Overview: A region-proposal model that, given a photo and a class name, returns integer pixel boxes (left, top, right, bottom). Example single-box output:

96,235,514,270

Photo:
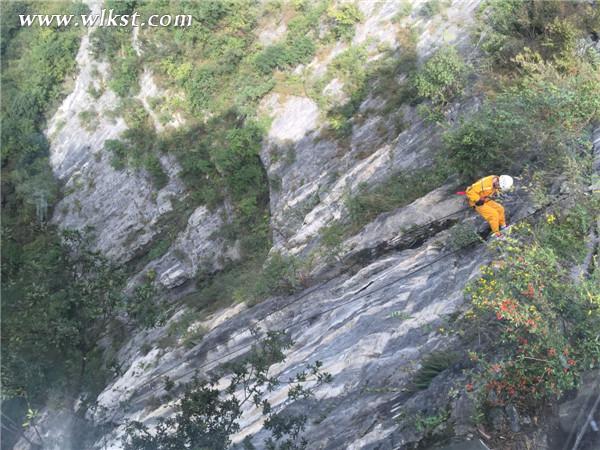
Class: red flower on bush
548,348,557,357
466,383,474,392
567,359,576,366
522,283,535,298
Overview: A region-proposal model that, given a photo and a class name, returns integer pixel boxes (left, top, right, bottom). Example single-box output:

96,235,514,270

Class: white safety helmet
499,175,514,190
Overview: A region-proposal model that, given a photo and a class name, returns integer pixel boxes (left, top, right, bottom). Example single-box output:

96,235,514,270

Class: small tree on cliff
122,330,332,450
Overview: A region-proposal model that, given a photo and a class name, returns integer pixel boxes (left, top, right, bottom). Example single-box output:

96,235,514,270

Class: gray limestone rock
559,370,600,434
489,407,506,431
132,205,241,289
505,404,521,433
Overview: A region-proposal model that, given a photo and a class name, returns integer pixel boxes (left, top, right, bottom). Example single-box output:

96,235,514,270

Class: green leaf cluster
414,46,468,107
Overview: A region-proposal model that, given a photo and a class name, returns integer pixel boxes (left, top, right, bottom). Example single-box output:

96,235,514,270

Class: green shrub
251,252,302,300
287,0,328,38
419,0,444,18
414,46,468,106
464,199,600,412
443,58,600,178
104,139,129,170
105,0,137,16
327,3,363,41
143,154,168,189
394,1,413,20
109,51,140,97
254,36,315,75
413,409,450,434
321,45,369,134
411,351,459,391
123,331,331,450
320,221,347,260
89,27,127,59
125,281,168,329
120,98,150,129
475,0,594,70
443,106,527,179
87,83,104,99
328,45,369,97
186,65,222,113
531,203,598,265
146,239,172,262
346,166,449,232
78,109,99,132
446,223,482,250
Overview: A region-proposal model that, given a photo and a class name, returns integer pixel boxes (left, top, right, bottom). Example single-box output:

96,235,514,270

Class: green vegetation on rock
1,1,88,409
464,197,600,411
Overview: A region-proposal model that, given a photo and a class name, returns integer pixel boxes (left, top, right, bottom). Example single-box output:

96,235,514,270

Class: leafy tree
0,1,100,410
125,276,168,329
108,48,140,97
1,230,126,402
327,3,363,41
253,36,315,75
123,330,332,450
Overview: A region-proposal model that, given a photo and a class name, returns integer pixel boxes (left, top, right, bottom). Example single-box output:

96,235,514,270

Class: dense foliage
414,46,467,107
1,0,88,408
444,0,600,180
475,0,600,71
2,231,126,401
1,4,158,446
450,0,600,433
443,58,600,178
465,197,600,409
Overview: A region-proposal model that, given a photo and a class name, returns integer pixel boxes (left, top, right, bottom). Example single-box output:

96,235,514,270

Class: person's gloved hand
475,199,485,206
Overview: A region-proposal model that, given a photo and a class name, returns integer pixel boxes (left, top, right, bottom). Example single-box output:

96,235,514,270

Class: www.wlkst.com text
19,9,193,27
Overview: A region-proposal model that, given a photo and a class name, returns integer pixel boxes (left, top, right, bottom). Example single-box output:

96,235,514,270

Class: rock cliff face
47,0,232,280
17,1,550,449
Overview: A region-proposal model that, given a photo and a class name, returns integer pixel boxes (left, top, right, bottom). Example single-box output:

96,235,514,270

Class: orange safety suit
466,175,506,234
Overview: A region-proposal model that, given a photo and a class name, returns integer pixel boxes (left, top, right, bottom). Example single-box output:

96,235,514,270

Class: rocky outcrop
132,205,241,289
47,0,233,285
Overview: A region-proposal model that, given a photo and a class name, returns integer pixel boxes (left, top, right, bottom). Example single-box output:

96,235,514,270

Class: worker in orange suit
465,175,513,238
